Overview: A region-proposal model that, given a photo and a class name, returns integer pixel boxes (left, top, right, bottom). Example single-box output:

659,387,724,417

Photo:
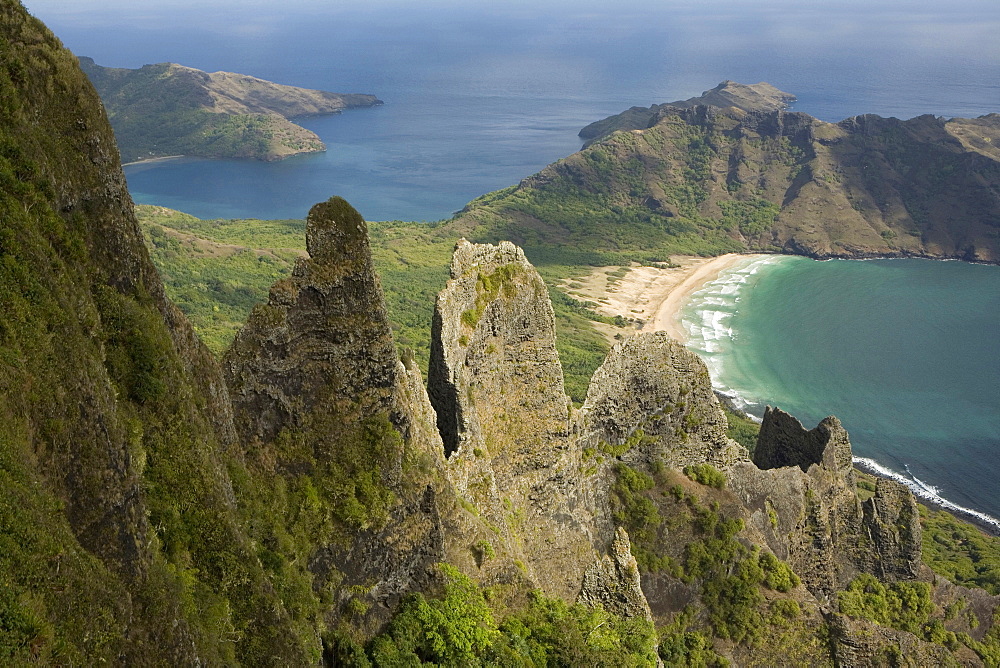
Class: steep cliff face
427,239,603,601
6,4,999,663
579,332,747,471
714,406,921,601
224,197,452,632
0,2,308,662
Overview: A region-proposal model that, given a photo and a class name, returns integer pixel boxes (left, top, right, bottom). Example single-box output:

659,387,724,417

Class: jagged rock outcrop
225,197,409,445
754,406,855,477
578,527,654,622
428,239,601,601
729,407,922,595
579,332,747,470
224,197,451,628
826,613,954,667
862,478,922,581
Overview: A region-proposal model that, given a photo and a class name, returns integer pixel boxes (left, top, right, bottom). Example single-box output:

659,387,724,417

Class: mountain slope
451,103,1000,264
579,80,796,146
79,56,382,162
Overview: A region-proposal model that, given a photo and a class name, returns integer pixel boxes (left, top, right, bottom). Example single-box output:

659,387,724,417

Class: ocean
25,0,1000,221
683,256,1000,526
23,0,1000,521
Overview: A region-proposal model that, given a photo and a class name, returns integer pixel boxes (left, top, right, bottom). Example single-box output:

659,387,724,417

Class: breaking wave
853,457,1000,532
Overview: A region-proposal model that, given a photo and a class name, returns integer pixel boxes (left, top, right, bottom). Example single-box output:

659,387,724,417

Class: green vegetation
452,123,775,265
837,574,934,635
135,206,616,403
78,58,378,162
683,463,726,489
921,505,1000,595
722,403,760,454
331,564,658,666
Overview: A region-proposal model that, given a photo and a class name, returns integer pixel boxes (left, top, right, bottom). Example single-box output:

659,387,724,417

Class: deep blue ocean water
23,0,1000,521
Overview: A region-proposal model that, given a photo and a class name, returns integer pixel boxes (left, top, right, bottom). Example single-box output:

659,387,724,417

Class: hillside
579,80,797,146
452,99,1000,266
6,2,1000,665
78,56,382,162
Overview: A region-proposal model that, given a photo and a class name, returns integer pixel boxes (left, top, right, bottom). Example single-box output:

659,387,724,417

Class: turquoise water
682,257,1000,525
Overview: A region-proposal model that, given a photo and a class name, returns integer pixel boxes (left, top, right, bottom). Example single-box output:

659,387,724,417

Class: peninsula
78,56,382,162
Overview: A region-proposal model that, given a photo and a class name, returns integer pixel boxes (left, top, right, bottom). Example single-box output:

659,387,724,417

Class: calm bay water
23,1,1000,520
683,257,1000,524
25,0,1000,221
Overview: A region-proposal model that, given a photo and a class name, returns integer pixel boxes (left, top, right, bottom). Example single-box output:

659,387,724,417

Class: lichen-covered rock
861,478,922,581
428,239,599,601
730,407,922,595
224,196,450,630
578,527,654,622
579,332,747,470
225,197,407,446
826,612,955,667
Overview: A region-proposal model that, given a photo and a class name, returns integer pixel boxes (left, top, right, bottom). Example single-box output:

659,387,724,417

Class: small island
78,56,382,163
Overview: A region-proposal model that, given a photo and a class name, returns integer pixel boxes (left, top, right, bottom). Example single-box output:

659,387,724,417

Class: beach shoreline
641,253,765,341
556,253,768,344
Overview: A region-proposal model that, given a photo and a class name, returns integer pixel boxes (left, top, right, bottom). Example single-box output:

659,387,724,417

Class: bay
683,257,1000,524
21,0,1000,522
24,0,1000,221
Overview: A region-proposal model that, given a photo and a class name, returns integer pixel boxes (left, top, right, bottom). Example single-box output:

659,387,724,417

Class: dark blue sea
25,0,1000,523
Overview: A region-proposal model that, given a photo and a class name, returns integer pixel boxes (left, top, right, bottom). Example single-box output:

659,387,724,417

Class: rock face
224,197,449,628
578,527,654,623
754,406,855,476
734,407,921,594
428,239,600,600
580,332,747,470
225,197,408,446
862,478,922,581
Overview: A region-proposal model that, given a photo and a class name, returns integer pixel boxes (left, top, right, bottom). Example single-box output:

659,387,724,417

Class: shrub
684,463,726,489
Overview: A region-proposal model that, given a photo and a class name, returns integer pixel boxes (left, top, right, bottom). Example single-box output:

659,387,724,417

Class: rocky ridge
455,91,1000,264
579,80,797,146
4,3,1000,663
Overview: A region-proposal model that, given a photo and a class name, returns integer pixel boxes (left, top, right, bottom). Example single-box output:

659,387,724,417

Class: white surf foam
854,456,1000,531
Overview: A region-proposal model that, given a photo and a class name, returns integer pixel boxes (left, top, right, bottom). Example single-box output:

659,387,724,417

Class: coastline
642,253,766,342
122,154,185,167
557,253,766,344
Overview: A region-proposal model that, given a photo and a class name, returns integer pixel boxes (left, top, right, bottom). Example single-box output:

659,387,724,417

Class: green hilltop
448,102,1000,267
79,57,382,163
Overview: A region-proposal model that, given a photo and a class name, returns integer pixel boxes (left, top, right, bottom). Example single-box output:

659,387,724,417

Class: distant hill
579,80,796,146
78,57,382,162
451,95,1000,265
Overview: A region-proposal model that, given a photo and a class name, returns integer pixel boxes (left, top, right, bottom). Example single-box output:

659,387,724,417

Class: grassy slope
135,205,620,403
447,108,1000,265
